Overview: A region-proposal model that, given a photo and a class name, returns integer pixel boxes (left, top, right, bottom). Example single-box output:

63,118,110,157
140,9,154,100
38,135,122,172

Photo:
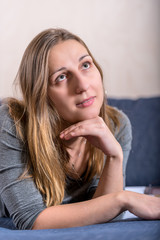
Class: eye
82,62,91,70
55,73,67,83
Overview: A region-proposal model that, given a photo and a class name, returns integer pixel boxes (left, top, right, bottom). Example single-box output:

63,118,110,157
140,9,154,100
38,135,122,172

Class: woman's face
48,40,104,123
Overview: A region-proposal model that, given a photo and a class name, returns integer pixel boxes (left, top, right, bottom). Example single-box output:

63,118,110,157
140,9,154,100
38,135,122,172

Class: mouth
76,96,95,108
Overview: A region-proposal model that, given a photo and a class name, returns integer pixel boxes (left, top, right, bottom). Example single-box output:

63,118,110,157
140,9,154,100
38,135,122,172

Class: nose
74,72,89,94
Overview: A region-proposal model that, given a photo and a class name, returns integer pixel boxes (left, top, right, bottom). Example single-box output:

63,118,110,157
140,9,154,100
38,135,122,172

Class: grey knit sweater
0,104,132,230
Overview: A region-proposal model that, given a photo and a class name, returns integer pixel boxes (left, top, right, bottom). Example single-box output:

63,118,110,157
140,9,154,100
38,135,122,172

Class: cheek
93,69,103,85
95,74,104,93
96,76,104,103
48,88,63,108
48,88,71,118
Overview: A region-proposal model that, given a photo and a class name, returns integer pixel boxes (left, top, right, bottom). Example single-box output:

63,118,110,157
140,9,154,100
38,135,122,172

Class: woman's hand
122,191,160,220
60,117,122,159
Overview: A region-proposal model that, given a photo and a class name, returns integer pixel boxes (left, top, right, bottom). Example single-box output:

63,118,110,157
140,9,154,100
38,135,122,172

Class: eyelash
54,61,92,84
55,73,67,83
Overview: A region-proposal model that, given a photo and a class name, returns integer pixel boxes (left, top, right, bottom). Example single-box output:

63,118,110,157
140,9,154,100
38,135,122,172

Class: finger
60,117,106,140
60,123,80,135
60,119,91,138
60,124,81,139
60,117,102,135
61,122,104,140
60,125,87,140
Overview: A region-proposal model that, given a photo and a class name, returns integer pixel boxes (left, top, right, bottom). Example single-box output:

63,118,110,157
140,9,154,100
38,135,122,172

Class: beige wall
0,0,160,99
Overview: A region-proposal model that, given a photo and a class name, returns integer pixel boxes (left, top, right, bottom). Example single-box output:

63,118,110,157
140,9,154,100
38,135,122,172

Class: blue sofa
0,97,160,240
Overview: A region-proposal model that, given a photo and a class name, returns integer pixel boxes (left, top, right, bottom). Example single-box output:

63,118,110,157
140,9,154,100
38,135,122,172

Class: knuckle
79,125,84,130
98,117,105,127
78,125,85,133
98,116,103,123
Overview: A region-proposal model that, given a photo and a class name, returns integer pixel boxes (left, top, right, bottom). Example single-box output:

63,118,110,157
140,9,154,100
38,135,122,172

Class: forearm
93,153,123,198
32,192,124,230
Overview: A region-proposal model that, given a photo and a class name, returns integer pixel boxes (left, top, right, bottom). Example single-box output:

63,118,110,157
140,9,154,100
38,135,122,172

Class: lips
76,96,95,108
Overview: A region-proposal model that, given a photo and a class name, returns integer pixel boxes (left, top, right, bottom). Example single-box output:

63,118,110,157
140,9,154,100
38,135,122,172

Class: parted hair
7,28,119,207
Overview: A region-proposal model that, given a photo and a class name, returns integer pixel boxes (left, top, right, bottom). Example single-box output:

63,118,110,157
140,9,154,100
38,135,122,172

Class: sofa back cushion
108,97,160,186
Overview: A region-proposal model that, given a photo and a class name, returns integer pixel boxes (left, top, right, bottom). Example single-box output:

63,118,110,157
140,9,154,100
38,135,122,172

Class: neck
63,136,85,150
64,137,88,179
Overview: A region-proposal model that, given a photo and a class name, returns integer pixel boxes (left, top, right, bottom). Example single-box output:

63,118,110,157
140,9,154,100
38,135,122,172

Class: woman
0,28,159,230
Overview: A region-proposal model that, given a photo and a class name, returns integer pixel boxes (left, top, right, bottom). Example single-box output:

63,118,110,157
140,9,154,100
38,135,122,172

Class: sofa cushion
0,217,160,240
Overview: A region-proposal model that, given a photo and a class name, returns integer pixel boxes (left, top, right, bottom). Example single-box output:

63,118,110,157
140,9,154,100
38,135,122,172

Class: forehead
48,40,89,69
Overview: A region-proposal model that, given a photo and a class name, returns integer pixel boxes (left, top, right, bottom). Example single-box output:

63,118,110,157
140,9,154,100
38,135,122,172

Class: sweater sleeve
0,105,46,230
114,108,132,188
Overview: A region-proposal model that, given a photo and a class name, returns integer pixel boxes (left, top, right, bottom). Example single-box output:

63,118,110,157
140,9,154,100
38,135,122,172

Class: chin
78,111,100,122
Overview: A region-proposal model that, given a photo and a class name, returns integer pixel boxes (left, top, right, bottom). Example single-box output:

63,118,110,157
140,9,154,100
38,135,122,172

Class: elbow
31,208,53,230
32,213,44,230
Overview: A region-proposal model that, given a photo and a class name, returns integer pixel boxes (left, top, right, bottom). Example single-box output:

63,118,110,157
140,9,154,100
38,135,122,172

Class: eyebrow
79,54,90,62
49,54,90,78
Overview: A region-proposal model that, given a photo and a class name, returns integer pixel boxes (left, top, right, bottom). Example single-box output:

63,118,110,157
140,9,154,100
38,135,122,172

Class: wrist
107,152,123,162
115,144,123,160
106,144,123,161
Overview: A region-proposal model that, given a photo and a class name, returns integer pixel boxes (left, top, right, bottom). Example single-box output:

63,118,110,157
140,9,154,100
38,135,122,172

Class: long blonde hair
7,28,119,207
